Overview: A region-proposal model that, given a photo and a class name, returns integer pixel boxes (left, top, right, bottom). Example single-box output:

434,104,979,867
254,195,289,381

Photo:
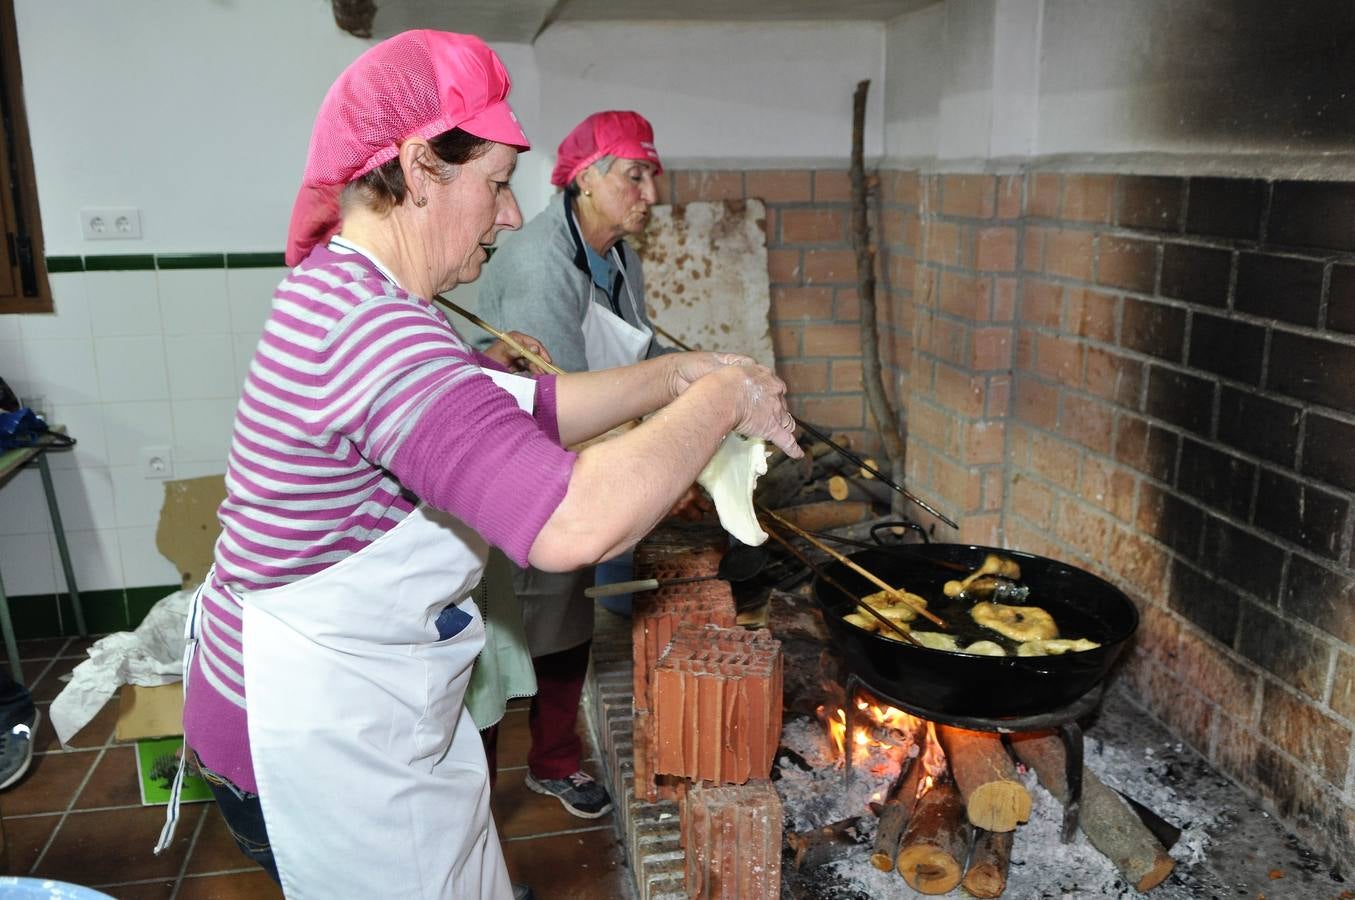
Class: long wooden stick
761,520,923,647
759,505,947,629
434,295,565,375
651,323,694,352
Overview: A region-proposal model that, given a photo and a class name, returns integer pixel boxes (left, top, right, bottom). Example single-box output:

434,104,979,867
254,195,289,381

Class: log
1009,732,1175,892
803,475,898,508
786,815,869,871
896,780,969,894
962,829,1013,898
937,725,1032,833
755,448,813,510
768,500,873,533
828,474,850,501
871,754,927,871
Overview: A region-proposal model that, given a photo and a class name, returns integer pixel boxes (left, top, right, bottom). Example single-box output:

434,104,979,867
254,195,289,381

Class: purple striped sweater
183,244,576,793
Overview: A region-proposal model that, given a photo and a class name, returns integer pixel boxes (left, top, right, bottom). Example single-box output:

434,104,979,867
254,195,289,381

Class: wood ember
1010,731,1176,892
870,753,926,871
652,624,783,785
962,828,1013,898
937,725,1032,833
895,778,970,894
787,815,870,871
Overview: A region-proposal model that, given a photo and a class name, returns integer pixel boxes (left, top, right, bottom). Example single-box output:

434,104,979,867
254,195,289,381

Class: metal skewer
760,520,924,647
435,295,565,375
795,420,958,530
758,505,947,629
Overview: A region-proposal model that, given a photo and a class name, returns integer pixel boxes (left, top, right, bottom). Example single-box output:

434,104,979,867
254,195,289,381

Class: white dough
697,433,770,547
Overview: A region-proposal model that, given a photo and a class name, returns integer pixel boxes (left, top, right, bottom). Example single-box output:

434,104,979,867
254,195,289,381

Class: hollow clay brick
682,779,783,899
652,624,783,785
632,580,737,714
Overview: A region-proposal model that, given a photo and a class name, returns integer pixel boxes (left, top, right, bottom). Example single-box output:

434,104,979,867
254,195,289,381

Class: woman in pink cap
170,34,800,900
475,110,672,823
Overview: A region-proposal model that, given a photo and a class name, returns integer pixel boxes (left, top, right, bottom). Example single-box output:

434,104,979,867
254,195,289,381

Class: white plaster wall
534,21,887,167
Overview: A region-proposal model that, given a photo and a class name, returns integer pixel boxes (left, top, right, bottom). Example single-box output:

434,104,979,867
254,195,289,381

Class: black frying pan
813,544,1138,718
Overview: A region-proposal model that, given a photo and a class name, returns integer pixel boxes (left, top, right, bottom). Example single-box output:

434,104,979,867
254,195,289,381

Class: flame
919,720,947,779
820,698,929,765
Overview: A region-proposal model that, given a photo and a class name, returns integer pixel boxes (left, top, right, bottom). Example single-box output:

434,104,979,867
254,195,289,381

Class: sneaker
524,769,613,819
511,884,535,900
0,708,39,791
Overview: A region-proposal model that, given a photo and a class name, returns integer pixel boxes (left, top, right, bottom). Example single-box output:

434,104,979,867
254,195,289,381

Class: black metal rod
797,420,958,530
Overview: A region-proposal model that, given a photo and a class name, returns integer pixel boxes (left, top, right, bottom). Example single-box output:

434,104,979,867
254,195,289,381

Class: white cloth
580,249,652,371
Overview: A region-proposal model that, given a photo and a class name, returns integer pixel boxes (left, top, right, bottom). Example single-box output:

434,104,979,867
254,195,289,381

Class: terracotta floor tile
29,657,79,704
32,701,59,753
177,869,283,899
3,812,60,875
491,767,614,839
184,803,258,875
59,636,100,658
3,748,96,814
65,695,121,750
502,826,629,900
495,706,531,764
97,880,175,899
73,746,141,809
33,804,206,885
16,638,72,661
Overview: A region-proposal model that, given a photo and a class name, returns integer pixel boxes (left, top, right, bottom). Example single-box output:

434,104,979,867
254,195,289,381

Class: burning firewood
962,828,1014,898
1009,732,1175,892
937,725,1032,833
895,778,971,894
786,815,869,871
870,753,926,871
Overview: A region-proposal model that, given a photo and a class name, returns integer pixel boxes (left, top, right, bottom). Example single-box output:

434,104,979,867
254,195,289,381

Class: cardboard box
116,682,184,742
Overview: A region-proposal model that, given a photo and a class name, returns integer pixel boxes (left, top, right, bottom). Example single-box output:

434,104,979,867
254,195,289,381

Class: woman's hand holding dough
712,363,803,458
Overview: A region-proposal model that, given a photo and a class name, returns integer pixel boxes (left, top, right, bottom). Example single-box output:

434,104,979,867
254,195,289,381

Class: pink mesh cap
549,110,663,188
285,30,531,266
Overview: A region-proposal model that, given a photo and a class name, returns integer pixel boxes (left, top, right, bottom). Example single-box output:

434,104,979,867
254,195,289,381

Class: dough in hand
697,433,769,547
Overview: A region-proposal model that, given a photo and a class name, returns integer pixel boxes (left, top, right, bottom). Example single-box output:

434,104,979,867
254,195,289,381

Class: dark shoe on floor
524,769,613,819
0,708,39,790
511,883,535,900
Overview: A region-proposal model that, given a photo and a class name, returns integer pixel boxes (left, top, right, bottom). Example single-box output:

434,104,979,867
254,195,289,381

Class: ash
775,687,1348,899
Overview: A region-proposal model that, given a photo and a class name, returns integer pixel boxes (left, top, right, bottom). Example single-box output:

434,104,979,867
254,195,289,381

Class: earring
414,196,428,208
583,190,592,198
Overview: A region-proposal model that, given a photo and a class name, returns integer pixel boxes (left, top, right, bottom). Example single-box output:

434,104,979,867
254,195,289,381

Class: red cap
285,31,531,266
550,110,663,188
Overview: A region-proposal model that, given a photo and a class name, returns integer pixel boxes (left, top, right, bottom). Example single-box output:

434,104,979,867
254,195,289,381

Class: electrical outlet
142,445,174,480
81,207,142,241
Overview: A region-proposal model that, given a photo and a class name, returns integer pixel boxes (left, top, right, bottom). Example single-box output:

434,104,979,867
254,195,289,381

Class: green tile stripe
44,252,286,272
45,255,83,273
84,254,155,271
225,252,287,268
8,584,180,639
156,252,225,270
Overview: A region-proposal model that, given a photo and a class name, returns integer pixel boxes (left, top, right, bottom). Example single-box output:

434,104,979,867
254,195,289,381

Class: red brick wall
901,171,1355,873
657,168,918,454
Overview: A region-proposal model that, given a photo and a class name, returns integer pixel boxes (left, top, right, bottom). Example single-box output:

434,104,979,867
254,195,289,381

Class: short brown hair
342,128,493,213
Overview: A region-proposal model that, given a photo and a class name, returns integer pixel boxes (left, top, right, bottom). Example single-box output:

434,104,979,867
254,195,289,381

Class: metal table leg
38,453,86,637
0,569,22,683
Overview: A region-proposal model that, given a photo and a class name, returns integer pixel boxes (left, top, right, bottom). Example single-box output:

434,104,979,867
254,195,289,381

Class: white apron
242,503,510,900
523,251,650,656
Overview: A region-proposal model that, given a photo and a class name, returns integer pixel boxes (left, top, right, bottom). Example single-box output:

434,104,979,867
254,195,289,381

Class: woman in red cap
170,35,800,900
474,109,670,822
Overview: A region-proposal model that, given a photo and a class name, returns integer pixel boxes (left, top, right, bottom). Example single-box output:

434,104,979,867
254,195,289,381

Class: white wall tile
49,464,117,533
172,461,226,480
0,532,57,595
20,272,91,341
0,315,20,341
0,340,29,388
87,270,162,337
232,333,259,389
118,525,179,588
102,400,174,468
56,527,124,593
110,465,167,528
171,397,236,464
45,402,108,471
227,267,285,335
159,268,231,336
22,337,100,406
0,469,48,536
95,335,169,403
164,333,239,400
